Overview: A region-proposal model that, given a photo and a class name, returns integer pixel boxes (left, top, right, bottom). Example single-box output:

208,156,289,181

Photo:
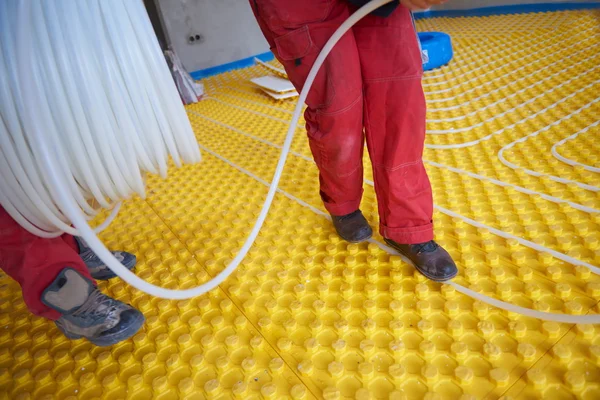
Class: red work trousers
250,0,433,244
0,206,93,320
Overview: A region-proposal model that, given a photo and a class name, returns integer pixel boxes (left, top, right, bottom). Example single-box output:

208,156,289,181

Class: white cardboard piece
250,76,296,94
254,57,288,78
260,88,299,100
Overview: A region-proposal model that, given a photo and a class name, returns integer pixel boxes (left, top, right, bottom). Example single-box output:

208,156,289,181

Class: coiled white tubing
4,0,600,323
3,2,199,272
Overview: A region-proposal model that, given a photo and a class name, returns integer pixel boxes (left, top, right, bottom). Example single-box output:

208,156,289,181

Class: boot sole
384,239,457,282
412,265,457,282
57,313,145,347
90,313,146,347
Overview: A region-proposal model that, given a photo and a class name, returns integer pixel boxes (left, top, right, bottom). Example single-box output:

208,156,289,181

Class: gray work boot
74,237,136,281
42,268,145,347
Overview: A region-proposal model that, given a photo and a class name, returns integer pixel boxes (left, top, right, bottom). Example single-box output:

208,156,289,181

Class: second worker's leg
0,207,145,345
353,6,457,280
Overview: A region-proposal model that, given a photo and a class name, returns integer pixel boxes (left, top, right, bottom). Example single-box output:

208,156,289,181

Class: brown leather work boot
331,210,373,243
384,239,458,281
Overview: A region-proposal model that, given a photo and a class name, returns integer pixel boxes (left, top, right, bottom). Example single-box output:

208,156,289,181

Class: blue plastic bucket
418,32,453,71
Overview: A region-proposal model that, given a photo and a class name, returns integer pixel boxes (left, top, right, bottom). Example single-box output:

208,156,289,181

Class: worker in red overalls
0,206,144,346
249,0,457,281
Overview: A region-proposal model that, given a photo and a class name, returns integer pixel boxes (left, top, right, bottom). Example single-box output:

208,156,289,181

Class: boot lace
70,290,118,322
413,240,439,254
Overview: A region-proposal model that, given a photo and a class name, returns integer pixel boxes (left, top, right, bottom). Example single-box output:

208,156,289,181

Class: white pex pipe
6,0,600,323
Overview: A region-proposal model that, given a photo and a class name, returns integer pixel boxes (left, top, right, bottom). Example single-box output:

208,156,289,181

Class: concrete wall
155,0,269,73
154,0,596,74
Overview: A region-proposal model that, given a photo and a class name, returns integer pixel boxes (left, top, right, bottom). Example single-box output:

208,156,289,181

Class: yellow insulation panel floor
1,9,600,400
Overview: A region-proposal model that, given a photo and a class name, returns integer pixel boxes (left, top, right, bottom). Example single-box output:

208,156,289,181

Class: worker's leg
0,206,94,320
354,6,432,243
249,1,368,222
61,232,79,252
353,6,457,280
0,206,144,345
